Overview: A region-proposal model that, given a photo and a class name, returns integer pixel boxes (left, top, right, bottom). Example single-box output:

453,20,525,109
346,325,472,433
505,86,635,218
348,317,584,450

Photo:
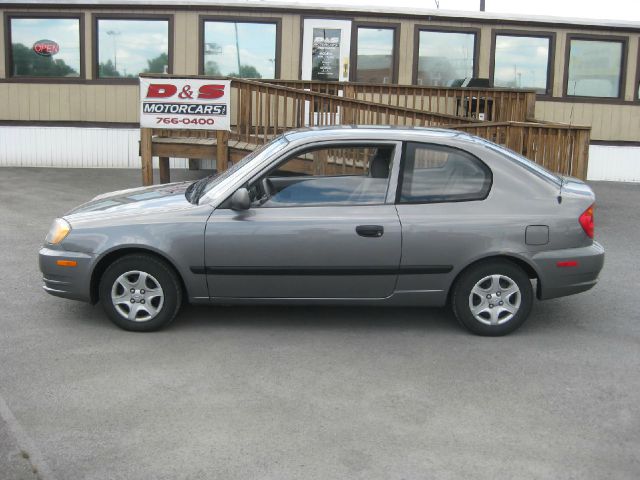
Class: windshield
186,136,289,204
475,138,562,186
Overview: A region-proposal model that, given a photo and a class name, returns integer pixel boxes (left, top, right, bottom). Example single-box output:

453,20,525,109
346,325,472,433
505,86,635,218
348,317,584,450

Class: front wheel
452,260,533,336
99,254,182,332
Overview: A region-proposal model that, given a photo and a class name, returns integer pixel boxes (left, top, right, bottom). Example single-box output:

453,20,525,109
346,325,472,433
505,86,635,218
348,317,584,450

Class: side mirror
230,187,250,211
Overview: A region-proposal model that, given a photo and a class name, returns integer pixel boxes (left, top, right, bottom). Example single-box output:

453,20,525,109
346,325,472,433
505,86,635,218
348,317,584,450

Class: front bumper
532,241,605,300
39,247,94,302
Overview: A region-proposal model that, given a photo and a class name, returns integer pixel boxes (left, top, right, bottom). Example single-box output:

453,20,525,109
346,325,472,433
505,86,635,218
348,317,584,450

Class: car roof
282,125,473,144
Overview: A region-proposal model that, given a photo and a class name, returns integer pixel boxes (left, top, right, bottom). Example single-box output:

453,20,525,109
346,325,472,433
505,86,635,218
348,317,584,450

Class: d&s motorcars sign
139,77,231,131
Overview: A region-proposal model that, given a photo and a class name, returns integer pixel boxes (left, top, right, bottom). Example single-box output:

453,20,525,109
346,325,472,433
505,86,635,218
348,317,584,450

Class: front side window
203,20,277,78
250,145,394,207
97,18,170,78
493,34,551,93
399,143,491,203
355,27,396,84
566,38,624,98
416,30,476,86
8,17,81,78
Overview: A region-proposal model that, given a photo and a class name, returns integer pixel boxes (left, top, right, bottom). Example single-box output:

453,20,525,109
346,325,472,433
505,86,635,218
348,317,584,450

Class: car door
204,142,402,299
394,141,493,297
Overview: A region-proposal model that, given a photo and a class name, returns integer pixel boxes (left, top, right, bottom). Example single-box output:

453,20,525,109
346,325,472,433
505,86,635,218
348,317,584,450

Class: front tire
99,254,182,332
452,260,533,336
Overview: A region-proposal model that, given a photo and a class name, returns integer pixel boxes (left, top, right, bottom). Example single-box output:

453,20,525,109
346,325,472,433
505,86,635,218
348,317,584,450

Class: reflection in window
355,27,395,83
567,39,623,98
97,19,169,78
493,35,550,93
255,146,393,207
399,143,491,203
416,30,475,86
9,17,81,77
203,21,277,78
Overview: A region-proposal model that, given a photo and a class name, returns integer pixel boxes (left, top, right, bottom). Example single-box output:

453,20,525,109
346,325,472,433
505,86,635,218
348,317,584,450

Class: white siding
0,126,216,169
587,145,640,182
1,126,639,182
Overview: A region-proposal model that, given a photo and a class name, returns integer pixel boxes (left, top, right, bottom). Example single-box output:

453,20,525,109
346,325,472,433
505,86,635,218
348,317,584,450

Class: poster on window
312,28,341,81
301,19,351,82
139,76,231,130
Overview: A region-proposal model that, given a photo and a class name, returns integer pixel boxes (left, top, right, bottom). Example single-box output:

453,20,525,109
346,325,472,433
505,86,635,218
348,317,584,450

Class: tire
98,254,183,332
452,260,533,336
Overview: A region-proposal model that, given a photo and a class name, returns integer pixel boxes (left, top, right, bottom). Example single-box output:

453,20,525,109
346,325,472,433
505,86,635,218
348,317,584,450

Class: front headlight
45,218,71,244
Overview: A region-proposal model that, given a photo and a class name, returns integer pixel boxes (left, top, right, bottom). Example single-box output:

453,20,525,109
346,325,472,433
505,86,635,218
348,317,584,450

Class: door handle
356,225,384,238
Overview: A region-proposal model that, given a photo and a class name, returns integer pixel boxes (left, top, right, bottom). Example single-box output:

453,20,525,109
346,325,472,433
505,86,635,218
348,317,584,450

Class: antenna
434,0,440,8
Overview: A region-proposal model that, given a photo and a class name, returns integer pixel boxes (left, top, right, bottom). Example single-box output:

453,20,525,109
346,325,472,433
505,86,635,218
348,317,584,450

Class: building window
8,17,82,78
415,29,476,86
493,34,551,93
566,38,624,98
354,26,397,84
96,18,170,78
202,20,278,78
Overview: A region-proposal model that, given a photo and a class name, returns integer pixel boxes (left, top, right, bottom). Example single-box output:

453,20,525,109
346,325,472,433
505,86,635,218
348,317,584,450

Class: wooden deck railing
263,79,537,123
139,76,590,184
447,121,591,179
230,78,479,146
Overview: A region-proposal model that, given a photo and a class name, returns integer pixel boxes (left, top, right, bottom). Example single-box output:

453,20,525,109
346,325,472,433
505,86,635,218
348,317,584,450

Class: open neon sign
32,39,59,57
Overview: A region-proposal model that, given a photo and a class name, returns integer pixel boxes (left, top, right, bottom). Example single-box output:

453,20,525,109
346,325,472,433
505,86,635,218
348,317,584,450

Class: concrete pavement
0,167,639,479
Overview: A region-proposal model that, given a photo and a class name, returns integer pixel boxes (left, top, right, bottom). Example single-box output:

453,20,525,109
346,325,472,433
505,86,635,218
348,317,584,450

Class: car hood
64,181,194,221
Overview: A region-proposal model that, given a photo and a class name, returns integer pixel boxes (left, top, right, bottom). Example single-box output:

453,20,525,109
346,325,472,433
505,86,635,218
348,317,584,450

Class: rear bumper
532,242,605,300
39,247,94,302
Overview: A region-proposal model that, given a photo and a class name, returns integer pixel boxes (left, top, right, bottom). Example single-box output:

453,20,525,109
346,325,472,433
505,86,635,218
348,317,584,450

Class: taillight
579,204,594,239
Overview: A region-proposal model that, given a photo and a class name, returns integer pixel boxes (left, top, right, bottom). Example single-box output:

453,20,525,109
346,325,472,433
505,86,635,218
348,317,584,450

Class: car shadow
172,303,463,334
67,299,571,337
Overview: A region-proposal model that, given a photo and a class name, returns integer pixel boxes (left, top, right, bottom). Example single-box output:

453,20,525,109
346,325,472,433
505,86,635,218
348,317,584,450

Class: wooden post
216,130,229,173
574,128,591,180
140,127,153,186
524,92,536,121
159,156,170,184
344,84,356,100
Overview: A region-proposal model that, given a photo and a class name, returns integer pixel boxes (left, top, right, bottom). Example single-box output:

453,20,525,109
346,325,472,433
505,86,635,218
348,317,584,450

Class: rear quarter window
475,138,562,187
398,142,492,204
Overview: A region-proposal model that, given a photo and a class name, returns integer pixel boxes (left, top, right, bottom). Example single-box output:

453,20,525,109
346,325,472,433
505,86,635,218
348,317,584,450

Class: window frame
198,15,282,79
228,140,402,209
636,38,640,102
350,21,400,84
412,25,480,86
489,29,555,97
3,11,86,83
396,141,493,205
92,13,173,84
563,33,628,101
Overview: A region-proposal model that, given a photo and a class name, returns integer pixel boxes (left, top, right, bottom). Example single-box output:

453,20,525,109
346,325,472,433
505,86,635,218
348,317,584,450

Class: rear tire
452,260,533,336
98,254,182,332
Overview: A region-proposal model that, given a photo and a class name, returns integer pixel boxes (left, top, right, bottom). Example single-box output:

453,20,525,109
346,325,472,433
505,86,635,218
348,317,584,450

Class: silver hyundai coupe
39,127,604,335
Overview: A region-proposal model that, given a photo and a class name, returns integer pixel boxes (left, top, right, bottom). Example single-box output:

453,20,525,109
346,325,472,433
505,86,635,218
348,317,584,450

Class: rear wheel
452,260,533,336
99,254,182,332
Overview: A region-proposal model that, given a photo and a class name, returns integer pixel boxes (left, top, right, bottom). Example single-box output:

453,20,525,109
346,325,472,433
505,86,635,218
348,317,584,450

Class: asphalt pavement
0,167,638,479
